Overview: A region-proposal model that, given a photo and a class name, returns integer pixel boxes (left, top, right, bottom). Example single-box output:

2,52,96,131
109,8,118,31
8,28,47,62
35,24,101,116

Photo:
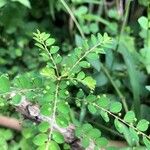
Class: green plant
0,29,150,149
0,0,150,150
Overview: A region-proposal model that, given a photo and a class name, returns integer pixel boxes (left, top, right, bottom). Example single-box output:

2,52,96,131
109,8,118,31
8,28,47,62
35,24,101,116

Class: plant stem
114,0,132,55
46,82,59,150
60,0,85,39
93,103,150,141
120,0,132,39
67,43,100,75
101,64,128,113
147,2,150,48
79,99,86,124
43,44,59,77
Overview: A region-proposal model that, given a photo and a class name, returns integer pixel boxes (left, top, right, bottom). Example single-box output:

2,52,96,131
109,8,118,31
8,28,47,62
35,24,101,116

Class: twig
60,0,85,39
101,63,128,112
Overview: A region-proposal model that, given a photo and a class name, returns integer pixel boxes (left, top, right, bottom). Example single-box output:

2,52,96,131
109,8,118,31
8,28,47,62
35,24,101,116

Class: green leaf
40,104,52,116
95,137,108,147
81,138,90,148
56,115,69,128
54,54,62,64
74,47,82,57
0,98,5,107
22,128,33,139
40,67,56,79
119,39,140,117
33,133,47,146
88,104,97,114
42,93,54,103
12,0,31,8
57,102,70,114
99,110,109,122
82,124,93,133
74,6,88,16
11,95,21,105
82,76,96,90
138,16,148,30
86,53,99,60
14,75,32,89
114,119,133,146
124,111,136,123
114,119,124,134
46,38,55,46
52,131,64,144
0,137,7,150
86,94,96,102
50,46,59,54
109,102,122,113
143,137,150,150
77,72,85,80
46,141,61,150
136,119,149,132
79,61,90,68
75,127,83,137
38,122,49,133
0,75,10,93
87,128,101,139
35,43,45,50
3,129,13,141
97,95,110,108
129,127,139,144
89,23,99,34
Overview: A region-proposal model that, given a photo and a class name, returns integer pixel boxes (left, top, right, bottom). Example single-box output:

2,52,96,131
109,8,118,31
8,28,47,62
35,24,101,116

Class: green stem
147,2,150,48
79,99,87,124
43,44,59,77
46,82,59,150
114,0,132,54
101,64,128,113
120,0,132,39
60,0,85,39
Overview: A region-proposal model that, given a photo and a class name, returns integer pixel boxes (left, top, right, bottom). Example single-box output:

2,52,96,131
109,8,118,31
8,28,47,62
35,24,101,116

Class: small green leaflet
0,75,10,93
38,122,49,133
143,137,150,150
88,104,97,114
45,38,55,46
10,95,22,105
81,138,90,148
124,111,136,123
40,67,56,80
82,76,96,90
109,102,122,113
52,131,64,144
138,16,148,30
97,95,110,108
50,46,59,54
136,119,149,132
33,133,47,146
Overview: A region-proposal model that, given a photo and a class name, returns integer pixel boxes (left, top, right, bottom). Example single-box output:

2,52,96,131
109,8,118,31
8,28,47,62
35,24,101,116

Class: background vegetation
0,0,150,149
